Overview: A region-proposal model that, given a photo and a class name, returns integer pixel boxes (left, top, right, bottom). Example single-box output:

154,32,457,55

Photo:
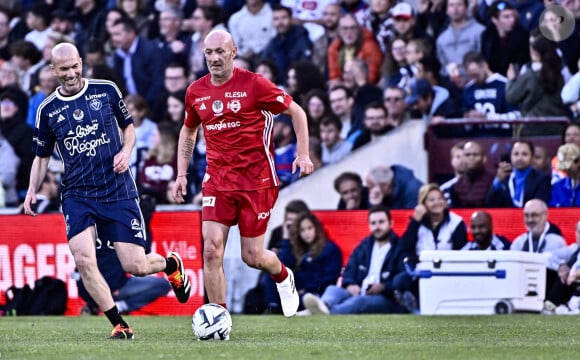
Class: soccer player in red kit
173,30,314,318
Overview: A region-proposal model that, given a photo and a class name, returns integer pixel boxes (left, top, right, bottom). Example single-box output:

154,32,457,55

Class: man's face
51,18,73,34
511,142,533,170
0,12,9,40
110,23,134,51
337,179,362,209
320,123,341,147
565,125,580,147
492,9,517,34
368,211,392,240
523,204,548,235
337,16,360,46
393,16,414,36
164,66,188,92
470,215,492,246
463,142,485,172
447,0,467,22
321,4,341,30
159,10,180,36
273,9,291,34
363,107,388,134
204,33,237,81
413,95,431,114
383,88,406,116
532,147,551,172
450,147,467,175
465,62,487,84
329,88,352,117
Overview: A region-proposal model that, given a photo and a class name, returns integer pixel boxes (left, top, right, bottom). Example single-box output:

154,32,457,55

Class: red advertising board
0,208,578,315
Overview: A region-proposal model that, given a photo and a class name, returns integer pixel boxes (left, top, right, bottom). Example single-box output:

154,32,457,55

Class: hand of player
365,283,385,295
113,151,130,174
172,176,188,203
23,190,38,216
292,154,314,177
346,284,361,296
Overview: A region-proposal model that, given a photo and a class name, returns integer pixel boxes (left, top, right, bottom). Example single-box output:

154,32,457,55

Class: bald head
523,199,548,235
51,42,80,65
470,211,493,247
471,211,492,224
524,199,548,214
204,29,235,49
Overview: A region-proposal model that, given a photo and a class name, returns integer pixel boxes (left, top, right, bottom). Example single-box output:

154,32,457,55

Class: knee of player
241,250,264,268
73,252,97,272
203,244,224,263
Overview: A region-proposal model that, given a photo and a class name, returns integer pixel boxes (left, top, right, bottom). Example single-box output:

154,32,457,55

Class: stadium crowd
1,0,580,314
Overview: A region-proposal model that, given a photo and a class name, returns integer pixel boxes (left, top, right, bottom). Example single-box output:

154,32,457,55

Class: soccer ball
192,303,232,341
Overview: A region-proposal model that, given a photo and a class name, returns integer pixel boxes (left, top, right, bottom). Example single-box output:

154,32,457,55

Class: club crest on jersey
227,99,241,113
73,109,84,121
89,98,102,111
212,100,223,114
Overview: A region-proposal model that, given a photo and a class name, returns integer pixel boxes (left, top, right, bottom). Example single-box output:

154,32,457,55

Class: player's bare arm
173,124,200,203
283,101,314,177
113,124,136,174
24,156,50,216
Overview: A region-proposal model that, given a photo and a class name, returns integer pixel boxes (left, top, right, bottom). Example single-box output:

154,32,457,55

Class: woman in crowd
303,88,331,139
263,212,343,314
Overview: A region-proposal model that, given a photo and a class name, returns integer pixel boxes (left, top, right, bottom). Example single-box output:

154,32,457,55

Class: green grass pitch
1,315,579,360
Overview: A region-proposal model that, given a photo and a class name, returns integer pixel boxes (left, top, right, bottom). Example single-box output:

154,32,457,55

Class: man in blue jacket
302,206,404,314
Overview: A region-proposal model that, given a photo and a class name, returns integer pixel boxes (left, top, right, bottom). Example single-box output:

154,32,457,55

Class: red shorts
201,187,279,237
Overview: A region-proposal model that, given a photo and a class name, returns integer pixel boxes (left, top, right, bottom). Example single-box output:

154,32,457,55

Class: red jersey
184,68,293,191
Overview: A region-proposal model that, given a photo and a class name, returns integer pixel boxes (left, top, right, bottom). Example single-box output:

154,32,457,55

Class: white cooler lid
419,250,547,264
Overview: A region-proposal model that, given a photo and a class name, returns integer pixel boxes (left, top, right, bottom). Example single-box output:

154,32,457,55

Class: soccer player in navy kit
23,43,190,339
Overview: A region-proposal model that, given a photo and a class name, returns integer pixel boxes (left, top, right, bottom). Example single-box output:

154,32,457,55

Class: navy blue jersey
462,73,520,120
33,79,138,201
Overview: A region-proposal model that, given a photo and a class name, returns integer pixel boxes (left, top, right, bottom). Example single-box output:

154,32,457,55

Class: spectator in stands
273,114,298,188
413,55,463,112
450,141,495,208
73,0,107,56
405,78,461,126
553,124,580,176
262,5,313,84
303,88,331,138
382,36,413,89
511,0,544,32
320,114,352,165
342,58,383,112
228,0,275,63
480,0,530,77
544,220,580,314
19,170,60,214
312,3,342,79
440,141,466,205
561,57,580,121
506,36,569,136
0,7,11,61
268,199,311,252
533,145,561,185
405,38,433,70
309,136,324,171
189,5,227,79
394,183,467,313
462,211,511,250
111,17,168,112
339,0,369,24
365,164,423,209
138,123,178,205
462,51,520,135
281,0,335,42
550,144,580,207
77,238,171,315
286,62,327,108
26,65,58,128
9,40,43,95
164,89,186,130
416,0,448,40
118,0,151,38
0,87,33,202
155,7,191,68
352,102,394,150
0,129,19,207
302,205,404,314
327,13,382,87
264,212,343,314
511,199,566,294
391,3,429,43
32,32,74,97
50,10,75,40
24,3,53,52
151,62,190,122
487,140,551,207
125,94,159,179
383,86,410,126
362,0,395,54
435,0,485,82
255,59,282,87
334,171,370,210
329,85,361,142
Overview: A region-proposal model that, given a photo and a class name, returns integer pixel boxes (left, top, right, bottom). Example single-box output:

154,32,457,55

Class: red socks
219,303,227,309
270,263,288,283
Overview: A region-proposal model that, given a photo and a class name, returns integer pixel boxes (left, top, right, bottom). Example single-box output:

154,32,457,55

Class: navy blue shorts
61,197,147,247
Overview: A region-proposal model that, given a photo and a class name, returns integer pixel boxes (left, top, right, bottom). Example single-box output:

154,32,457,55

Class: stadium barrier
0,208,578,315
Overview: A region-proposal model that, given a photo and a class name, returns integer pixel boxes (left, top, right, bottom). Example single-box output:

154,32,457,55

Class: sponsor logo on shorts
131,218,141,231
202,196,216,207
257,208,273,220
